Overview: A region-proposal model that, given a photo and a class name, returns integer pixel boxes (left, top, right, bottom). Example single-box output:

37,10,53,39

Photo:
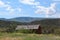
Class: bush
15,29,36,33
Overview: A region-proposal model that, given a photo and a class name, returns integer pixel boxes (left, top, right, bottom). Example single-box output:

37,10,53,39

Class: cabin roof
16,25,40,30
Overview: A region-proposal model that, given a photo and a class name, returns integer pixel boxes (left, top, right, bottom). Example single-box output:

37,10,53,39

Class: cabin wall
36,26,42,34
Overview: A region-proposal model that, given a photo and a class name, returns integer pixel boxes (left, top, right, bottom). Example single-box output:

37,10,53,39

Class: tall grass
0,32,60,40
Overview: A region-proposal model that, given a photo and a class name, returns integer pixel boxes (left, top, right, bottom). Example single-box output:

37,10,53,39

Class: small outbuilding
16,24,42,34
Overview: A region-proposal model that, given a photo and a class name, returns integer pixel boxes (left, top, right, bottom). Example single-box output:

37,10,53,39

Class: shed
16,24,42,34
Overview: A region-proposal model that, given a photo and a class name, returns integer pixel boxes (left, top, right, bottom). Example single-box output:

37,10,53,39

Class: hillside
0,18,60,34
30,18,60,26
30,18,60,28
0,20,25,32
30,18,60,34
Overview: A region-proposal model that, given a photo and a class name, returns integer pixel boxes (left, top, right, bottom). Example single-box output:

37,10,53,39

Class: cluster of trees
0,20,23,32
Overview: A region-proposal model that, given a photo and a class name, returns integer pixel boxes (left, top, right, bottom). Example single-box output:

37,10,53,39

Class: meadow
0,32,60,40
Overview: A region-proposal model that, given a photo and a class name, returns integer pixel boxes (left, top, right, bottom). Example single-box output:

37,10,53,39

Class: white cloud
6,6,15,13
50,13,60,18
0,1,5,7
19,0,40,6
0,0,22,14
35,3,56,18
19,0,57,18
0,1,11,9
6,6,12,11
0,1,10,8
6,7,22,14
0,1,15,13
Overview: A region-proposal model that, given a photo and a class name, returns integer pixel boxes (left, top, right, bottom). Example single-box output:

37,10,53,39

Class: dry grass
0,33,60,40
0,37,23,40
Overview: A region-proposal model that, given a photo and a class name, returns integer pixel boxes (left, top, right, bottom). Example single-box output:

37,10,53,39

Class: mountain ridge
0,17,60,23
0,17,45,22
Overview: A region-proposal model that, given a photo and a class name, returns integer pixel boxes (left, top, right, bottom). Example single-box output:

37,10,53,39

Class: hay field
0,33,60,40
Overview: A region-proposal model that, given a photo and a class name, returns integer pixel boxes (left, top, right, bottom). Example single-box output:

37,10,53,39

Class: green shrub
15,29,36,33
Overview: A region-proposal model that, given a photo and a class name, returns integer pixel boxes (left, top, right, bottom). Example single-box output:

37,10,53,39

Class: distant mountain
0,18,7,21
0,17,60,23
8,17,44,22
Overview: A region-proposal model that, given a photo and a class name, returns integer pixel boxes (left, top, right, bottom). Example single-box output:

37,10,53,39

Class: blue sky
0,0,60,19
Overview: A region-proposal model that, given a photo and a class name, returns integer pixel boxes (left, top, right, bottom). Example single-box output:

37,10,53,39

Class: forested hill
0,20,26,32
30,18,60,27
30,18,60,34
0,18,60,33
0,18,60,28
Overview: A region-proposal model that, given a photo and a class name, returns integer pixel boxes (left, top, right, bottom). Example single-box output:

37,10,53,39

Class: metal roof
16,25,40,30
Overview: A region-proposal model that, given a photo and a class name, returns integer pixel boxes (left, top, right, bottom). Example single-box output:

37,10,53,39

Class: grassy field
0,32,60,40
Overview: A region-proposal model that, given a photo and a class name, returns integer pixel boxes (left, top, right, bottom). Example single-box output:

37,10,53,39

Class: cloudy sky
0,0,60,19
